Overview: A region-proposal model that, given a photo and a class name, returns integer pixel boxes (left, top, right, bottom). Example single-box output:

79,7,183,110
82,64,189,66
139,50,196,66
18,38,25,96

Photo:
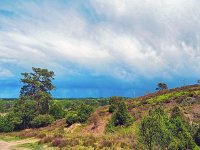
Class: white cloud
0,68,13,78
0,0,200,80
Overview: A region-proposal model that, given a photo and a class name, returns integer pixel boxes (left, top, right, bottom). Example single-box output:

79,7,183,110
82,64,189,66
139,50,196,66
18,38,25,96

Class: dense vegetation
0,67,199,150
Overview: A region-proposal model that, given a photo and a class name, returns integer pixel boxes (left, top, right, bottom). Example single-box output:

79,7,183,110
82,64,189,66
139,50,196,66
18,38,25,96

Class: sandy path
0,138,38,150
0,140,10,150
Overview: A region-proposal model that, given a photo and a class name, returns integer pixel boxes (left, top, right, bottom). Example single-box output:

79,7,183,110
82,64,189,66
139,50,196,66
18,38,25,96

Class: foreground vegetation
0,67,200,150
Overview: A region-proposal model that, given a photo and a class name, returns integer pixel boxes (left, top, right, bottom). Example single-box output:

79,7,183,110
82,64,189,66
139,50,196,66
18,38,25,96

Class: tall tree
20,67,55,114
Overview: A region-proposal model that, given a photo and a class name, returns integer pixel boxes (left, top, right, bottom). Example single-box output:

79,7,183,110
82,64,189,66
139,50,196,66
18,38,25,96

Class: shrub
108,96,123,113
0,115,15,132
139,107,197,150
170,106,184,120
169,106,195,149
111,102,133,127
49,102,65,119
12,100,38,130
66,104,94,126
168,138,184,150
168,117,195,150
66,113,79,126
139,108,170,150
77,104,94,123
108,104,116,113
31,114,54,128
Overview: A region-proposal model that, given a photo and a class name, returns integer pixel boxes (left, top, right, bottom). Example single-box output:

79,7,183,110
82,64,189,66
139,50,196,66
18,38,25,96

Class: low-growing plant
51,138,63,147
31,114,54,128
39,136,53,144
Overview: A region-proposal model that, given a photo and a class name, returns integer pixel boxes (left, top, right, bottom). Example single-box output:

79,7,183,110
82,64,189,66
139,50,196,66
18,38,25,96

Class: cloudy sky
0,0,200,98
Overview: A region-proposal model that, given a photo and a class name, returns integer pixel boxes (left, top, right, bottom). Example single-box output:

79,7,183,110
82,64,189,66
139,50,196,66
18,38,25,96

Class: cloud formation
0,0,199,97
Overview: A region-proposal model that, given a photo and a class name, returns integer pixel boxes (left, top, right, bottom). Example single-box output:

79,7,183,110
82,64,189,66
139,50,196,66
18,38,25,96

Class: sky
0,0,200,98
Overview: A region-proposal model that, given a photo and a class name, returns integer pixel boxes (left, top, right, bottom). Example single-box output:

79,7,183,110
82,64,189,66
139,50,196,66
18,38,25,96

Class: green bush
65,104,94,126
0,115,15,132
108,96,123,113
31,114,54,128
77,104,94,123
168,118,195,150
139,107,196,150
111,102,133,127
49,102,65,119
106,102,133,133
170,106,184,120
168,138,184,150
168,107,196,150
66,113,79,126
139,108,170,150
12,100,38,130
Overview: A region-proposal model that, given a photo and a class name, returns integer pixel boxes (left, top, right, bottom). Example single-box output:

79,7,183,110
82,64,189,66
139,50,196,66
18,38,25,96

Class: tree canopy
20,67,55,114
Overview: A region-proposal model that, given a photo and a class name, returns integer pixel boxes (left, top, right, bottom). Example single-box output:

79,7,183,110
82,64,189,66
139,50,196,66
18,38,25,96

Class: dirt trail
0,138,38,150
85,106,112,136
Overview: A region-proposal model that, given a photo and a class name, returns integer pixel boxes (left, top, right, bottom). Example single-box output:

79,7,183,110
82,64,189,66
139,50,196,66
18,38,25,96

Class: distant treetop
156,82,168,91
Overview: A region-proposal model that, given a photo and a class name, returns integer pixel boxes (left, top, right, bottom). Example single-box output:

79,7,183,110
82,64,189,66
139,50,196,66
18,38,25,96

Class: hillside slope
1,84,200,149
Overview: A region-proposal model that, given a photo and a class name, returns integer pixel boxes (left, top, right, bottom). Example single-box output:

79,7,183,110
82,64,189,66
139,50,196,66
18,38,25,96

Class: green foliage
66,113,79,126
0,115,15,132
170,106,184,120
0,112,22,132
12,100,38,130
111,102,133,127
156,82,168,91
139,108,170,150
108,96,123,113
147,91,189,104
0,100,14,113
168,117,195,150
106,102,133,133
20,67,55,114
66,104,94,126
37,91,52,114
139,107,197,150
31,114,54,128
49,102,65,119
168,107,196,149
77,104,94,123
